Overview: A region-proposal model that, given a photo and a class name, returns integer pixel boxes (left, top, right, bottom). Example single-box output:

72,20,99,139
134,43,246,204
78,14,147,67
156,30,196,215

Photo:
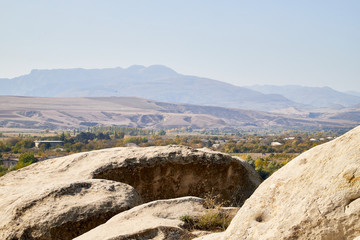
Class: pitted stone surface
195,126,360,240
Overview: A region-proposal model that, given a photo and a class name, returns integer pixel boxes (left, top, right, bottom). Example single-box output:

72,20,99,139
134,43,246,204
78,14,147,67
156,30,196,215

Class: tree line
0,127,339,177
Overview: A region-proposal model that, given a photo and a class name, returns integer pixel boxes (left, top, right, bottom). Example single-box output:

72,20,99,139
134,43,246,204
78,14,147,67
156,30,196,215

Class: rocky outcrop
74,197,209,240
0,179,141,240
0,145,261,239
198,126,360,240
75,196,239,240
92,147,261,204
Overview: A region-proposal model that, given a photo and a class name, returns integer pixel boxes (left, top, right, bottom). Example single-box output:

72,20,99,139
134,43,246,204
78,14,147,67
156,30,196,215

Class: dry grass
180,193,234,232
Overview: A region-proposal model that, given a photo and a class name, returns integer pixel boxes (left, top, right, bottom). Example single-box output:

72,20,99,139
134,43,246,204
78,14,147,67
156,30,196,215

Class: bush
180,194,234,232
195,210,232,231
180,210,232,232
16,152,38,169
0,165,9,177
180,215,196,229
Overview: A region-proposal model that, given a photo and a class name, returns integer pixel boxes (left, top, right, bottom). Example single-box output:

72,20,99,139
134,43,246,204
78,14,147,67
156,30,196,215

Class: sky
0,0,359,92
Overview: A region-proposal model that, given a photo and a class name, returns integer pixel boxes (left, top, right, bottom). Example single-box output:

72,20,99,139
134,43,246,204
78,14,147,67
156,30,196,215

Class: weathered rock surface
197,126,360,240
91,146,262,204
0,179,141,240
194,232,224,240
75,197,209,240
0,145,261,239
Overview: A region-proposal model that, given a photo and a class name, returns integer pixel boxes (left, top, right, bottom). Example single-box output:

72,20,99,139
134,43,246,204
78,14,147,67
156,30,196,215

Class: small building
271,141,283,147
34,140,64,148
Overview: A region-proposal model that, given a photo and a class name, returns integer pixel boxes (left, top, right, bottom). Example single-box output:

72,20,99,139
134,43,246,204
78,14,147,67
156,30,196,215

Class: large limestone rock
200,126,360,240
91,146,261,204
0,180,141,240
0,145,261,239
74,197,210,240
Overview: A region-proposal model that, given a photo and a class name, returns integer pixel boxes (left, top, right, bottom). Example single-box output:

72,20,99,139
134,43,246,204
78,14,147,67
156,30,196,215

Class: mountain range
246,85,360,109
1,65,359,112
0,65,359,131
0,65,307,112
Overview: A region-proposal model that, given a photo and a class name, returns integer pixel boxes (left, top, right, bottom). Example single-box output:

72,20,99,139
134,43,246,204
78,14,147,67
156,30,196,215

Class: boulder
200,126,360,239
0,179,141,240
91,146,262,204
75,196,239,240
74,197,206,240
0,145,261,239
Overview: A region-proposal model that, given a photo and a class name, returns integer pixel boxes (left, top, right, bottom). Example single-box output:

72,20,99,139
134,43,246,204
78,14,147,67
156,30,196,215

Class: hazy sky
1,0,359,91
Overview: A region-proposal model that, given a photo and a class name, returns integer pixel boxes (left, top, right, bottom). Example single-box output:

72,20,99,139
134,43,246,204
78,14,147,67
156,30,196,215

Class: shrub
180,210,232,232
16,152,38,169
195,210,232,231
180,215,196,229
180,194,234,232
0,165,9,177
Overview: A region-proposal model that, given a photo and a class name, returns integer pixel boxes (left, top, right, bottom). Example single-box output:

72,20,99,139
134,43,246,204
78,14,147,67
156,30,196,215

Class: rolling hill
0,96,356,131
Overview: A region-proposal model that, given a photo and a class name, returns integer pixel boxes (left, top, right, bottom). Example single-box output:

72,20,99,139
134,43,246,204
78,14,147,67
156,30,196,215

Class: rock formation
0,180,141,240
74,197,212,240
92,146,261,204
0,145,261,240
196,125,360,240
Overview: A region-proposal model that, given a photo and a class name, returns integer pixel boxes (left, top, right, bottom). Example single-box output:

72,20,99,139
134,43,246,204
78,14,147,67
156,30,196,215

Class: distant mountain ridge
246,85,360,108
0,65,303,112
1,65,359,112
346,91,360,97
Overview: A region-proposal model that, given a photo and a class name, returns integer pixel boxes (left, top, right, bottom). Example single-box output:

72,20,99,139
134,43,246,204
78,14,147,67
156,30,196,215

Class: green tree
12,139,35,153
0,141,9,152
60,132,66,141
0,165,9,177
254,158,263,169
117,131,125,139
16,152,38,169
6,138,20,148
158,129,166,136
72,142,84,152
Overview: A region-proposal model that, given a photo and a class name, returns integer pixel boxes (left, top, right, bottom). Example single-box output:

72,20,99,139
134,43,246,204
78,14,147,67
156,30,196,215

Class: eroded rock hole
93,161,256,206
255,215,263,223
48,211,121,240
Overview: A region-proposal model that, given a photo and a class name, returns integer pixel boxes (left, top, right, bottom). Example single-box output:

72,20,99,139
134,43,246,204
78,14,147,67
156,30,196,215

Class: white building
34,140,64,148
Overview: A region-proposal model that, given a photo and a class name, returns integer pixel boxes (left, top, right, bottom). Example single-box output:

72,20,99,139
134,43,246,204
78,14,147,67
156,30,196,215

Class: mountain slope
0,96,356,131
246,85,360,108
0,66,303,111
346,91,360,97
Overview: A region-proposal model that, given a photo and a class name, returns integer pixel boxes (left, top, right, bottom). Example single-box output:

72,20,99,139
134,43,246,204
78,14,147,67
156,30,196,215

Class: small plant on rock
180,215,196,229
180,193,234,232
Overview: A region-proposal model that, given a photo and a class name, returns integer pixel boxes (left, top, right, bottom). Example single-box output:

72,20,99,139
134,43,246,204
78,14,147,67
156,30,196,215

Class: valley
0,96,358,132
